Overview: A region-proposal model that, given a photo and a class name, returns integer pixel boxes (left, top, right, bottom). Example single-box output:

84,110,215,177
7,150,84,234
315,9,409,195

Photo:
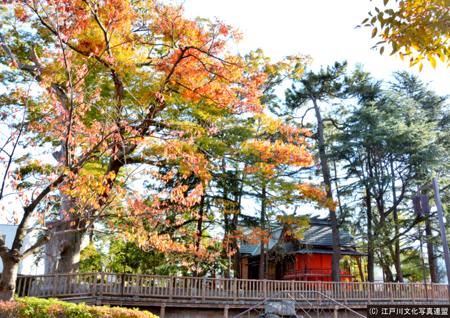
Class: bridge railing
16,272,449,304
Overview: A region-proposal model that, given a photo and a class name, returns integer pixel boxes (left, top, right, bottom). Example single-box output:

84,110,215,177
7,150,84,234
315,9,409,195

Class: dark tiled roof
298,219,359,248
239,217,360,257
288,247,367,257
238,244,260,255
239,226,284,256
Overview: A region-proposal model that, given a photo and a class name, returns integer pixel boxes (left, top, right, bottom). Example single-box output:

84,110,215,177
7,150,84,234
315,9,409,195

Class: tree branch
0,32,42,76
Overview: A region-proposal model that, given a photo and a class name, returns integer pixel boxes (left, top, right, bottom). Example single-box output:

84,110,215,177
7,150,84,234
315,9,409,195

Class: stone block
265,300,296,316
265,302,280,314
279,300,296,316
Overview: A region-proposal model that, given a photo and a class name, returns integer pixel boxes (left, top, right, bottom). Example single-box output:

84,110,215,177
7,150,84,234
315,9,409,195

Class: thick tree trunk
44,225,84,274
383,263,394,282
0,257,20,301
311,97,341,282
45,148,82,274
45,199,85,274
57,230,84,274
44,235,60,274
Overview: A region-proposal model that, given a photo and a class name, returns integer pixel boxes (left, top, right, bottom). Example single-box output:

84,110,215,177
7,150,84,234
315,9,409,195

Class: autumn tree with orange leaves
364,0,450,70
0,0,331,301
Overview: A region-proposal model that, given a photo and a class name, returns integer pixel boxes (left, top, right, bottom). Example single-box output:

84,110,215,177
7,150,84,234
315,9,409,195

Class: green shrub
0,297,159,318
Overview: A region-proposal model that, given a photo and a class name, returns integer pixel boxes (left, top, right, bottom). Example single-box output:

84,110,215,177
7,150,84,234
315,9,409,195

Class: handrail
233,290,367,318
284,269,354,279
15,272,449,304
286,269,351,274
16,272,450,284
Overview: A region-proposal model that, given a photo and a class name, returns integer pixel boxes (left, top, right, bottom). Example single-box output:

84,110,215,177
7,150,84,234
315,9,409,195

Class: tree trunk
333,160,345,217
0,256,20,301
393,233,403,282
366,149,375,283
366,185,375,282
193,195,205,278
265,224,269,280
57,229,84,274
311,97,341,282
356,256,365,282
45,198,85,274
425,217,438,283
390,158,404,282
382,263,394,282
418,224,429,285
388,245,400,282
45,150,82,274
223,210,230,279
233,179,244,279
259,186,266,280
232,213,240,278
45,228,84,274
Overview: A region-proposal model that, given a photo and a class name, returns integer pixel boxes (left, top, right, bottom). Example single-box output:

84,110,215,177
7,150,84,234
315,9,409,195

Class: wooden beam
160,303,166,318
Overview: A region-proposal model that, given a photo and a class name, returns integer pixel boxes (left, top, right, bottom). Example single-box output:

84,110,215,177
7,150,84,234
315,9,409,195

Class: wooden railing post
169,275,173,301
263,280,267,300
160,303,166,318
431,283,436,302
16,277,22,298
224,304,230,318
92,273,98,297
53,274,58,297
367,283,371,304
202,277,206,301
390,283,393,303
318,281,322,305
99,272,105,298
233,278,237,302
134,274,140,300
343,282,347,304
411,283,415,303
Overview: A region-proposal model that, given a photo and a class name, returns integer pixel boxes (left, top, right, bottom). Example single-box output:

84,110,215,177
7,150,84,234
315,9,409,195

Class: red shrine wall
296,253,332,270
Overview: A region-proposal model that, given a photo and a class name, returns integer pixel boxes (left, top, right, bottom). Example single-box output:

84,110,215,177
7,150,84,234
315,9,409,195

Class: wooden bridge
16,272,450,318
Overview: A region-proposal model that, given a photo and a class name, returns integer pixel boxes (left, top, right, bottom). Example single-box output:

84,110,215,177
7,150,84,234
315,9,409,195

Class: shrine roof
239,217,361,257
298,218,359,248
288,247,367,257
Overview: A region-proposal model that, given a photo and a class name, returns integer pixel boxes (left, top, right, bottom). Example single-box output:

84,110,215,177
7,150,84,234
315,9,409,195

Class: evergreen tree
285,61,349,282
